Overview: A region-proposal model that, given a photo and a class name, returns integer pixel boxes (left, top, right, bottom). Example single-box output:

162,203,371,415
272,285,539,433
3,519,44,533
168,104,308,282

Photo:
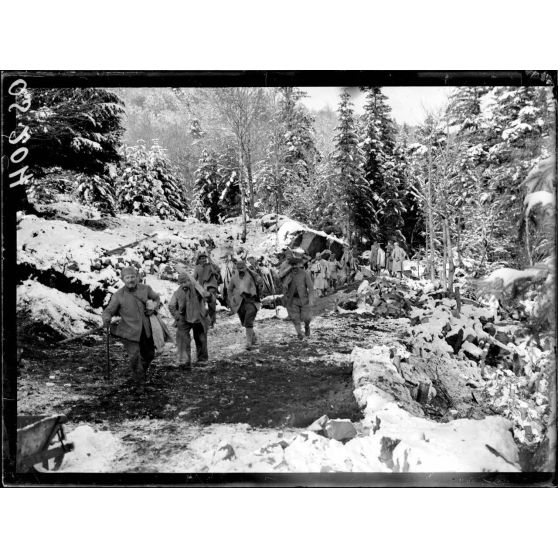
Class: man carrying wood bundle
280,253,315,340
194,252,222,328
102,266,161,386
169,272,210,369
228,259,264,350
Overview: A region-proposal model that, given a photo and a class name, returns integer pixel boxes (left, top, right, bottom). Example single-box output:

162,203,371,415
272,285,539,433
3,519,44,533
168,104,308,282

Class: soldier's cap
288,255,303,264
121,266,138,278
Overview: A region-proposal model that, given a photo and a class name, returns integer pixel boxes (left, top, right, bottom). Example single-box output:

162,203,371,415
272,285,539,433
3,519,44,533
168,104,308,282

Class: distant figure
194,253,222,328
219,235,236,305
391,241,407,279
377,244,386,273
102,266,161,386
385,240,395,276
326,253,340,292
312,252,330,298
369,241,380,274
169,272,210,369
281,253,315,340
228,259,264,350
340,246,358,285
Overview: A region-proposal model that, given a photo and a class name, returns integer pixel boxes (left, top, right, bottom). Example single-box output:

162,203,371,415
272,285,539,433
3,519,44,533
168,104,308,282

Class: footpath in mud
17,287,394,430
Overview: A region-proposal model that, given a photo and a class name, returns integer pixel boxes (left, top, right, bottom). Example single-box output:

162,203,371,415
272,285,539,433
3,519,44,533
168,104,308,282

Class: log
484,333,519,355
104,233,158,256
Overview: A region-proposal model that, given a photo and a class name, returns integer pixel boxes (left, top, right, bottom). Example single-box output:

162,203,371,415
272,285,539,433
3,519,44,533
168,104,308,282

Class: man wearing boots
228,259,264,350
194,252,222,328
281,254,315,340
169,272,210,369
102,267,161,386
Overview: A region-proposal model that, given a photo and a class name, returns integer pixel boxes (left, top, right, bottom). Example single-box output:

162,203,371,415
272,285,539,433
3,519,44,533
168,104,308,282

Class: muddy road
17,287,407,431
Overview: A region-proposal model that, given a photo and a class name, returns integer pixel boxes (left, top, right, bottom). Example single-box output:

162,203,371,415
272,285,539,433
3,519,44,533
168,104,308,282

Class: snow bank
59,425,124,472
350,346,520,472
524,191,555,214
18,215,126,273
484,267,548,289
17,279,100,336
163,424,388,473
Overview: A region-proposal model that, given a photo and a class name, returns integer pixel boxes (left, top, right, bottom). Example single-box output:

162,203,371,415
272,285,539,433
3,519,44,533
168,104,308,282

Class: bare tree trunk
441,220,448,290
525,216,533,266
238,143,247,243
446,218,455,293
426,138,436,282
456,215,463,266
244,138,255,217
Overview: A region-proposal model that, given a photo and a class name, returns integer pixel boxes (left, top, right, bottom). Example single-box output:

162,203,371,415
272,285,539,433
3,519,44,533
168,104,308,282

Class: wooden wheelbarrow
17,415,74,472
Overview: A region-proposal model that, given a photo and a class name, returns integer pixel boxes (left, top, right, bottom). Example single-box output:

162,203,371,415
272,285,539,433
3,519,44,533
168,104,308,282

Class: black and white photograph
2,71,556,484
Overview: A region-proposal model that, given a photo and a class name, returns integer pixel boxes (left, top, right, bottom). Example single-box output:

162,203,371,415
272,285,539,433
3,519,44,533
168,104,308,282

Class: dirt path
18,288,406,425
17,287,410,470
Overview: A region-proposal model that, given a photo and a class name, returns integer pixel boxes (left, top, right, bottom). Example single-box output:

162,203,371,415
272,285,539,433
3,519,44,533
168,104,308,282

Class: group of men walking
101,248,316,385
101,237,407,386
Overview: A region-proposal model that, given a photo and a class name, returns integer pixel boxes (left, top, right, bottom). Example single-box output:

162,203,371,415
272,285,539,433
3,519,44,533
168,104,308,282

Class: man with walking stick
101,266,161,388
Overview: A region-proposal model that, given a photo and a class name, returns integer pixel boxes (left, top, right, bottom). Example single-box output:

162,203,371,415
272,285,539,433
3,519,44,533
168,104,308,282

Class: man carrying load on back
194,252,222,328
169,272,210,369
280,252,315,340
228,259,264,351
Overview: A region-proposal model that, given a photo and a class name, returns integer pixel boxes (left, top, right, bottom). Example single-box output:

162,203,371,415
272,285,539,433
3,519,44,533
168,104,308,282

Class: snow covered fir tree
11,79,557,476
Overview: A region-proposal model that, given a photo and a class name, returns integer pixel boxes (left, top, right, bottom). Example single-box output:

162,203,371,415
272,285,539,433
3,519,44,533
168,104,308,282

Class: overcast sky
300,86,454,125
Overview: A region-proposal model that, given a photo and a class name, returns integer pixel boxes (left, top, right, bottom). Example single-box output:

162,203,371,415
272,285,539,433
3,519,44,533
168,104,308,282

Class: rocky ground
14,208,554,474
17,277,551,473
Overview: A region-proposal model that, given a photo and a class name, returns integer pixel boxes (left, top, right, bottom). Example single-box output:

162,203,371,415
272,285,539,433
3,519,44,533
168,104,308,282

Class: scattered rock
307,414,329,433
462,341,483,361
324,419,357,442
216,444,236,461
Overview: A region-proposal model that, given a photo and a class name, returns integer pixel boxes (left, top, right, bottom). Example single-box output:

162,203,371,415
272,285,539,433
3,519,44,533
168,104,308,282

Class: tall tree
19,88,125,173
193,149,222,224
256,87,319,216
205,88,264,239
361,87,405,244
333,90,369,245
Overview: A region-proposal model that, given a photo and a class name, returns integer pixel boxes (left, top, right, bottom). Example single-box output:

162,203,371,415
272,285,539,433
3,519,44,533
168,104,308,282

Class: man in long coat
391,241,408,279
386,240,395,276
281,254,315,339
169,272,210,369
102,266,161,385
228,259,264,350
369,241,380,274
194,252,222,327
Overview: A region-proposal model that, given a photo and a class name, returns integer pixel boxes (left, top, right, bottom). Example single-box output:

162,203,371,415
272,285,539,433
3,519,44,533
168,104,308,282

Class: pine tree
18,88,125,173
193,149,222,223
115,140,187,220
361,87,405,244
333,90,369,245
256,87,319,216
396,123,423,248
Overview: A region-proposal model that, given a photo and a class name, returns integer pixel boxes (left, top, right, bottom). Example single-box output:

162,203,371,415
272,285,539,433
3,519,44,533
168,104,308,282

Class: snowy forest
12,81,557,475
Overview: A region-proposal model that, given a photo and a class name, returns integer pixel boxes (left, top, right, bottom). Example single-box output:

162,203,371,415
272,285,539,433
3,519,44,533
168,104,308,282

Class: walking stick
105,325,111,382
